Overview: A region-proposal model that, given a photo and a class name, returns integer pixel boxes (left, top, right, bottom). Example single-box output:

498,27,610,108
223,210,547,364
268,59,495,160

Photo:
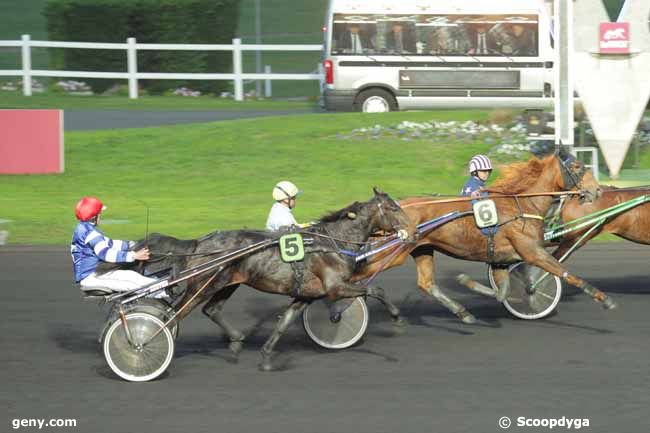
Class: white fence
0,35,324,100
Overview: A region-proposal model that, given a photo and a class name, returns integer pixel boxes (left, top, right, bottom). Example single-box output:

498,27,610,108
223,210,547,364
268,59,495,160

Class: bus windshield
331,13,539,57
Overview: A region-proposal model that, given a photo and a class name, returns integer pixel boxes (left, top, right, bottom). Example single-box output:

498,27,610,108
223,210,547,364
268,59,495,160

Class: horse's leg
259,300,308,371
365,285,405,325
514,240,617,309
171,271,229,323
414,249,476,324
456,267,510,302
201,284,244,354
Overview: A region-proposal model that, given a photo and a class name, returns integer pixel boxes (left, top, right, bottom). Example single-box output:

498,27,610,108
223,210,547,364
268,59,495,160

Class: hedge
44,0,240,94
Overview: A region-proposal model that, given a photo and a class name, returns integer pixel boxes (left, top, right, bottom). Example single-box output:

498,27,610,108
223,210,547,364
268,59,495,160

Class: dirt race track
1,243,649,433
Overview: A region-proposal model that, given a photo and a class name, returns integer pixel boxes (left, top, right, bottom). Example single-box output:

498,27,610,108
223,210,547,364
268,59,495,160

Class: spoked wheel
100,299,179,344
302,297,369,349
130,298,179,340
103,312,175,382
488,263,562,320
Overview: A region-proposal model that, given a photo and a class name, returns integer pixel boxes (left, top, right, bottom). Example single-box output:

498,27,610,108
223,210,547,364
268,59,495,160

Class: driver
461,154,493,199
266,181,302,231
71,196,156,293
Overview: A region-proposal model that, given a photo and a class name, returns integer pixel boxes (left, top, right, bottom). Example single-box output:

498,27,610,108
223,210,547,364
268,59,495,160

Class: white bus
322,0,555,112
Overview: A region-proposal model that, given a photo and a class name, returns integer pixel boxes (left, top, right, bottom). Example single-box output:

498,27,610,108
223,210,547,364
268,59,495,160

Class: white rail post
127,37,138,99
232,38,244,101
264,65,272,98
21,34,32,96
317,62,325,92
554,0,574,150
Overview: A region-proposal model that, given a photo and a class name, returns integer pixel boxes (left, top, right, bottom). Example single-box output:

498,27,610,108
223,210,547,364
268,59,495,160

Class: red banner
0,110,64,174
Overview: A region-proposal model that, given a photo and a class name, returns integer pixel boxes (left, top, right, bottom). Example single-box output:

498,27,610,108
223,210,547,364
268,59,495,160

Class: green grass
0,91,317,110
0,110,491,244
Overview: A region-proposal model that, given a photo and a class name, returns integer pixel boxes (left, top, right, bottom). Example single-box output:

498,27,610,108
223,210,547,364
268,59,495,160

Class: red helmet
75,197,105,221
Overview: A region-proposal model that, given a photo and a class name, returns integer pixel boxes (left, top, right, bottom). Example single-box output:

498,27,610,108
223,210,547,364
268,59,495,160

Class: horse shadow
49,323,102,355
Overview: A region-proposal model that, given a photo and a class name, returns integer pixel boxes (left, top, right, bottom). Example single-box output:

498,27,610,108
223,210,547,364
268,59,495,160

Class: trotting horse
351,150,616,325
105,188,416,370
549,185,650,260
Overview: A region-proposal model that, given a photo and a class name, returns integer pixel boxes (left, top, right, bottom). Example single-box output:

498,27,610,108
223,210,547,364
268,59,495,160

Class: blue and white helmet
469,155,493,174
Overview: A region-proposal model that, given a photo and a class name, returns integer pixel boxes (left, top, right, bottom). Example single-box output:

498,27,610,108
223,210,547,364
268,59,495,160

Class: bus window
487,22,538,56
377,20,418,54
331,14,538,57
332,17,377,54
416,16,472,55
458,15,538,57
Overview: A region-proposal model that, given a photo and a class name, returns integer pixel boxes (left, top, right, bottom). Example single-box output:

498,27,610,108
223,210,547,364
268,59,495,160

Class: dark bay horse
108,189,416,370
550,185,650,260
351,151,614,324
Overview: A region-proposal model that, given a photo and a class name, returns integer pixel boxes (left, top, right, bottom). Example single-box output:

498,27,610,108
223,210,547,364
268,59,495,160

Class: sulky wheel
302,296,369,349
100,299,179,344
129,298,179,340
102,312,175,382
488,263,562,320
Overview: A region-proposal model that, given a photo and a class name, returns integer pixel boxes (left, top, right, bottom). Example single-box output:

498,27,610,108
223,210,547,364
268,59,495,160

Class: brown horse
352,151,615,324
550,185,650,260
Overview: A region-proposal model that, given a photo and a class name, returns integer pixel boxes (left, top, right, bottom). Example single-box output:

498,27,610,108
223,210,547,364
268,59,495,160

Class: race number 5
279,233,305,262
472,199,498,228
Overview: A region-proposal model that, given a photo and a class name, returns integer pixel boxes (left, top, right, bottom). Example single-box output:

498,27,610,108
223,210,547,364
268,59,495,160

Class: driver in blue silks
71,196,156,294
461,154,493,198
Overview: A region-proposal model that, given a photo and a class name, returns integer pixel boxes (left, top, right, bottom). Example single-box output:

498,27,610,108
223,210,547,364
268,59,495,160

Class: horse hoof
458,311,477,324
258,360,274,372
456,274,471,286
602,298,617,310
392,316,407,327
229,340,244,355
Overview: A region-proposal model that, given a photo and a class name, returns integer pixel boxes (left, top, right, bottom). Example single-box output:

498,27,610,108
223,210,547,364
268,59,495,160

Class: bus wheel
356,89,397,113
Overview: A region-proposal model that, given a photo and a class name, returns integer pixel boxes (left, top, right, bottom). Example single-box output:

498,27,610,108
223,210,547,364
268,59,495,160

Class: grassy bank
0,110,491,244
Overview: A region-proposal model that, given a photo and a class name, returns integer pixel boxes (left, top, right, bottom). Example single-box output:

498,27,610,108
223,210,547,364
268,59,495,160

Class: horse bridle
557,151,587,192
376,198,409,241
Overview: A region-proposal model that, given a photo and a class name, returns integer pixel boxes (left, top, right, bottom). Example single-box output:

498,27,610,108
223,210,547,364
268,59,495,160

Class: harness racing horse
104,188,416,370
549,185,650,260
352,150,615,325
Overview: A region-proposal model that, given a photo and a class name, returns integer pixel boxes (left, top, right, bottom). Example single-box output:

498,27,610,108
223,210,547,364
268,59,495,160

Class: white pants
80,270,157,292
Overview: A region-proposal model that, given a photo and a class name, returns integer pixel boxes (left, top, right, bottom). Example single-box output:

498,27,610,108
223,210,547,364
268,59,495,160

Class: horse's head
554,146,601,202
369,187,417,242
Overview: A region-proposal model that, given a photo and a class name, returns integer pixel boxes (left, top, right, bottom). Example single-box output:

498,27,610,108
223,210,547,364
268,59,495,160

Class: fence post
592,147,599,182
127,37,138,99
21,34,32,96
264,65,272,98
317,62,325,92
232,38,243,101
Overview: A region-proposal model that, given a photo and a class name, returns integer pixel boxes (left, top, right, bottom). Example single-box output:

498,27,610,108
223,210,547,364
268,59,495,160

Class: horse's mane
489,155,554,194
319,201,363,223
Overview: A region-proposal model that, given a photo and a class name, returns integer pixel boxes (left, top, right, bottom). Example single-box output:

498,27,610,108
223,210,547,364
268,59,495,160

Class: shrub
44,0,240,94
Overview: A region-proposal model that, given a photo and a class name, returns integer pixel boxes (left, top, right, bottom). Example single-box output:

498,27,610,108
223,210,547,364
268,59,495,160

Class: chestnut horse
550,185,650,260
352,151,615,325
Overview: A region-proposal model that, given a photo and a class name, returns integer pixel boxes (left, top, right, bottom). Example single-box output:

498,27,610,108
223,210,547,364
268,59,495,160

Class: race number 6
472,199,499,228
279,233,305,262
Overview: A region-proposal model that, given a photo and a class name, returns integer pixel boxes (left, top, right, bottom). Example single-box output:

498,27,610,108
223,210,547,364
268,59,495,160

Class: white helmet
272,181,301,201
469,155,493,173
